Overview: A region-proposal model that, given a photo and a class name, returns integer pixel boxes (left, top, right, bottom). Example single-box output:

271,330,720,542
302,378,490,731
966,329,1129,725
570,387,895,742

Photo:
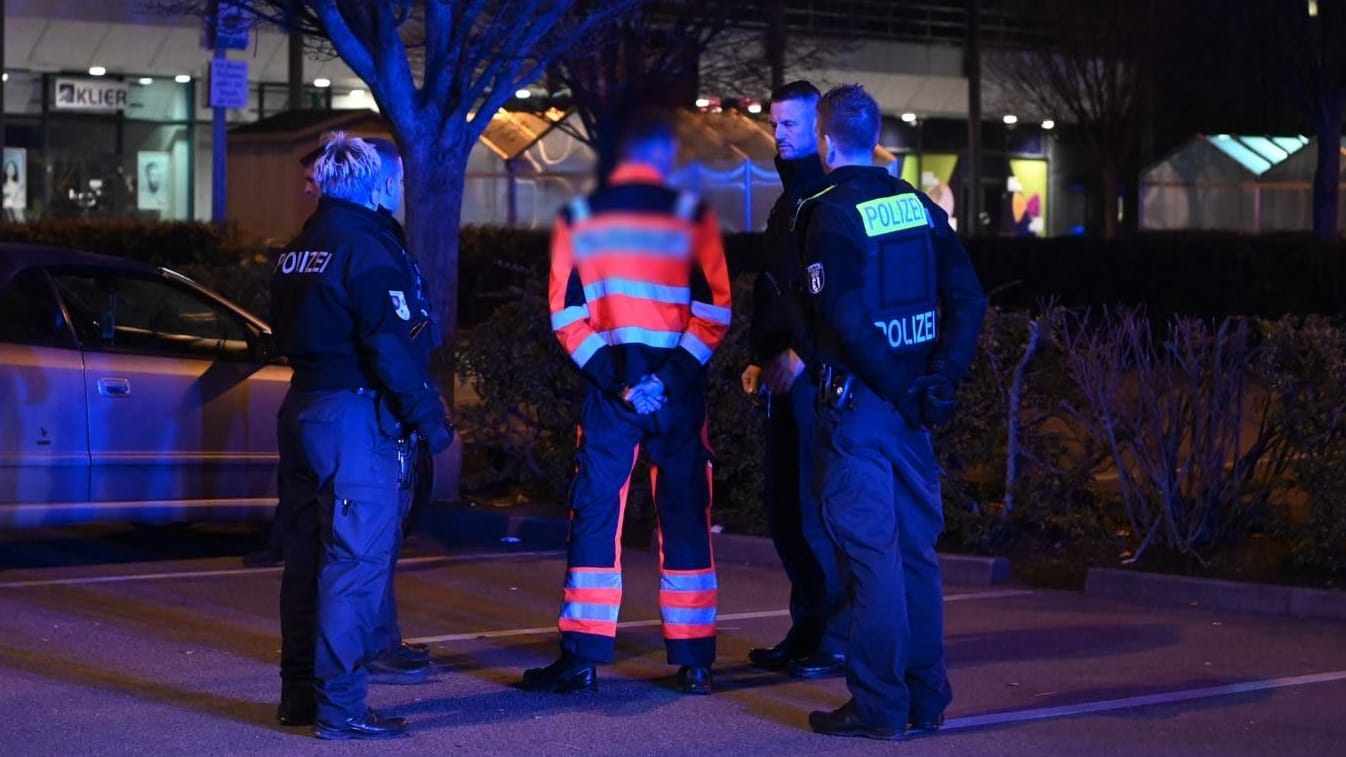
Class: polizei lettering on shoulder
275,250,334,274
855,193,930,237
873,310,937,349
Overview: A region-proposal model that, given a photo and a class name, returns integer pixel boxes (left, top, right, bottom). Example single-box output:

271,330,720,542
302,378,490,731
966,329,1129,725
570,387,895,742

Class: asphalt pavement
0,515,1343,756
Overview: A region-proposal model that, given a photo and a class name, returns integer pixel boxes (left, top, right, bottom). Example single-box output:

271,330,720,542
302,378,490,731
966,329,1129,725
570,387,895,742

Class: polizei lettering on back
855,193,930,237
874,310,937,349
275,250,334,274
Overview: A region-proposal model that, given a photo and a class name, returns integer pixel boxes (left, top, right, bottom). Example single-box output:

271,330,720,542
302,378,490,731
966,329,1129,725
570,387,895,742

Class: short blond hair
312,131,381,202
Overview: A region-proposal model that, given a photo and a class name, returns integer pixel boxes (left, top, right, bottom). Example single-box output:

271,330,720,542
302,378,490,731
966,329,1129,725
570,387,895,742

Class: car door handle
97,377,131,397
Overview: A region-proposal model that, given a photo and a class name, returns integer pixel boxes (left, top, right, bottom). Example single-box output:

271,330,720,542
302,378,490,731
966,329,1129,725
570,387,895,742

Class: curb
1085,568,1346,622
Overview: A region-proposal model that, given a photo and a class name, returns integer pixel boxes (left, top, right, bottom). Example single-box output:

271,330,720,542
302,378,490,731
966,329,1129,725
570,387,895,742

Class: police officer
522,109,732,696
361,137,436,683
271,132,454,740
799,85,986,740
742,80,850,680
243,144,330,570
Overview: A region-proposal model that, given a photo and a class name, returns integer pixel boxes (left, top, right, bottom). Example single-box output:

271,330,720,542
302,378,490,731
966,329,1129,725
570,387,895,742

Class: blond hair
312,131,382,203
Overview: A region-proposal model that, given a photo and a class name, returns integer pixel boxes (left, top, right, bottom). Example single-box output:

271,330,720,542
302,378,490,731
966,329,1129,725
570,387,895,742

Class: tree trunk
1312,93,1344,241
1101,159,1121,240
402,128,470,402
766,0,786,92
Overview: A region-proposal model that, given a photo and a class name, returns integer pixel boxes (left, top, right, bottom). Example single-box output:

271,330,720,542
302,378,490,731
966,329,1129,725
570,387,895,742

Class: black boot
808,700,902,741
675,665,713,695
520,654,598,693
276,682,315,727
787,652,846,679
313,708,408,740
747,641,802,671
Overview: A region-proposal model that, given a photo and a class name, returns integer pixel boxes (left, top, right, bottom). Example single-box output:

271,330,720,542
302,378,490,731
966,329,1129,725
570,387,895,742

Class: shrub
1258,316,1346,577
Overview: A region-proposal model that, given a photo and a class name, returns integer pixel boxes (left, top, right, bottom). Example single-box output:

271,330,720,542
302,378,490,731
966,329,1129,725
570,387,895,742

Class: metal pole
743,160,752,231
965,0,982,238
0,0,6,224
211,20,227,222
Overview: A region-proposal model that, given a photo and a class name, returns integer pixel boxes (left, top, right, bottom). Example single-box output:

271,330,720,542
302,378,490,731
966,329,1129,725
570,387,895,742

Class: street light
1003,114,1019,125
515,88,531,99
175,74,192,83
1041,119,1055,130
901,112,917,123
314,78,331,88
89,66,106,76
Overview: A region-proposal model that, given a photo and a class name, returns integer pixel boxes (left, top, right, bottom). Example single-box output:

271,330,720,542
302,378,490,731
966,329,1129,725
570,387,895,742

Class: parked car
0,243,460,527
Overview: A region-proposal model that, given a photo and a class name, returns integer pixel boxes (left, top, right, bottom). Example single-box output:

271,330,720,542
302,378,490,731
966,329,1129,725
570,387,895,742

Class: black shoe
242,547,283,567
809,700,902,741
276,696,315,727
907,712,945,737
520,655,598,693
313,708,407,740
675,665,713,695
381,642,431,664
366,653,430,685
788,652,846,679
747,641,800,671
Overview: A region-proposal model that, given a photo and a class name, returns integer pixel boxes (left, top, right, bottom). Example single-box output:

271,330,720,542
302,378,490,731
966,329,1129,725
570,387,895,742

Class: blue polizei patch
873,309,938,350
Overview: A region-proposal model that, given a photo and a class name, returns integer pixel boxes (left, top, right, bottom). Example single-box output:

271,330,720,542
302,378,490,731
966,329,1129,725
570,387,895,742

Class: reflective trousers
558,385,717,666
276,388,405,724
814,381,953,730
763,377,850,656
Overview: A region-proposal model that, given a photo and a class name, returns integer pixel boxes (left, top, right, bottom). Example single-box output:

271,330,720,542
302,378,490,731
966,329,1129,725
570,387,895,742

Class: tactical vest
802,178,940,368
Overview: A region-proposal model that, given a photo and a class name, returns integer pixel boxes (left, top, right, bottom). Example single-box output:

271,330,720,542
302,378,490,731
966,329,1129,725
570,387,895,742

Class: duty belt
814,364,856,410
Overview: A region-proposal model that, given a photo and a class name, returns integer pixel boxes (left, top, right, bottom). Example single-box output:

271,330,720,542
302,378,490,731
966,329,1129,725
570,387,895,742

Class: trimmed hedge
7,222,1344,324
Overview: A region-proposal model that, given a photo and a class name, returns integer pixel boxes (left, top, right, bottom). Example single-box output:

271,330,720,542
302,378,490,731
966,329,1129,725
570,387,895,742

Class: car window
51,272,253,360
0,269,77,348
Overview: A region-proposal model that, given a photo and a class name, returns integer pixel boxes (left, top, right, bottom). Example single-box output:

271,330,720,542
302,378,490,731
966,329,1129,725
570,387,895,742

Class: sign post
204,2,251,224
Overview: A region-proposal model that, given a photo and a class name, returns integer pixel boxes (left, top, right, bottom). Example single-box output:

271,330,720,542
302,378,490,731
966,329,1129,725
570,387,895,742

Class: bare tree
987,0,1173,239
551,0,834,178
1240,0,1346,241
163,0,642,387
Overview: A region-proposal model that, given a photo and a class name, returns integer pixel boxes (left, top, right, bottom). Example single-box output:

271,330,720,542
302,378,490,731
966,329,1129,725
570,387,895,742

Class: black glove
416,416,455,454
901,373,956,429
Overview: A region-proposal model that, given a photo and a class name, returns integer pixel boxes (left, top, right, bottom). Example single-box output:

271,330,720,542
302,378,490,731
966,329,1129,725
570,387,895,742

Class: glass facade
1,70,367,223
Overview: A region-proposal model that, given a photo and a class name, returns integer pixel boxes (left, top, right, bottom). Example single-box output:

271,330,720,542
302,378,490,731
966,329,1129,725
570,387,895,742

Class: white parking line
0,550,564,589
943,669,1346,731
406,589,1035,645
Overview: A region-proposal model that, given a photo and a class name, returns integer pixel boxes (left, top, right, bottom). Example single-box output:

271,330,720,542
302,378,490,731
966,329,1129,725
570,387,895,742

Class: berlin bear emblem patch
807,263,825,294
389,290,411,320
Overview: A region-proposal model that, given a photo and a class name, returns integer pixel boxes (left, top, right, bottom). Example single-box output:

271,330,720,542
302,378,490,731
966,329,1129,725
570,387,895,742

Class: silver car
0,244,461,527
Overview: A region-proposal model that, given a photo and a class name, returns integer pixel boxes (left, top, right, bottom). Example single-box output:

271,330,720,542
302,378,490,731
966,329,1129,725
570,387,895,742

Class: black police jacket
801,165,987,405
270,196,442,433
748,153,829,364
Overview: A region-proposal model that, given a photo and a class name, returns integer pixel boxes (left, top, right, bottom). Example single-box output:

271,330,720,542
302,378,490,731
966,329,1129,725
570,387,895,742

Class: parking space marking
406,589,1035,645
944,669,1346,732
0,550,564,589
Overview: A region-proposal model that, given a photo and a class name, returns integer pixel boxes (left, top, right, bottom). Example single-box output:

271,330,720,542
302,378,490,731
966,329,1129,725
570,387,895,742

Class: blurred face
302,166,317,198
375,157,405,214
770,98,818,160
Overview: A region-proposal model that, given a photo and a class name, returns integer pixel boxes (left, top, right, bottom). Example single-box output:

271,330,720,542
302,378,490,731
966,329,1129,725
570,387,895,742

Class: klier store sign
53,77,130,112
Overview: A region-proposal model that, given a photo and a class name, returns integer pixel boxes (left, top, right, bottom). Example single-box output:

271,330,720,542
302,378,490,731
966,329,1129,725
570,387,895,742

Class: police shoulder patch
806,263,825,294
389,290,411,321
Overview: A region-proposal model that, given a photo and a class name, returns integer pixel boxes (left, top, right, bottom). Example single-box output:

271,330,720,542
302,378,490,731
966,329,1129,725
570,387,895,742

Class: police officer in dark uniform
799,85,987,740
362,137,437,683
743,80,851,679
271,132,454,740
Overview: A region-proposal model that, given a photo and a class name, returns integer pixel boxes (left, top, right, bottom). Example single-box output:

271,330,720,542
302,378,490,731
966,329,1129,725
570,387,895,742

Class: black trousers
814,382,952,729
277,388,405,724
763,378,850,656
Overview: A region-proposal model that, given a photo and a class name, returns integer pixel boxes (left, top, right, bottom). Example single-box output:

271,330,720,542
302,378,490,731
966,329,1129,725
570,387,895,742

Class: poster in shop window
3,147,27,222
137,151,171,212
